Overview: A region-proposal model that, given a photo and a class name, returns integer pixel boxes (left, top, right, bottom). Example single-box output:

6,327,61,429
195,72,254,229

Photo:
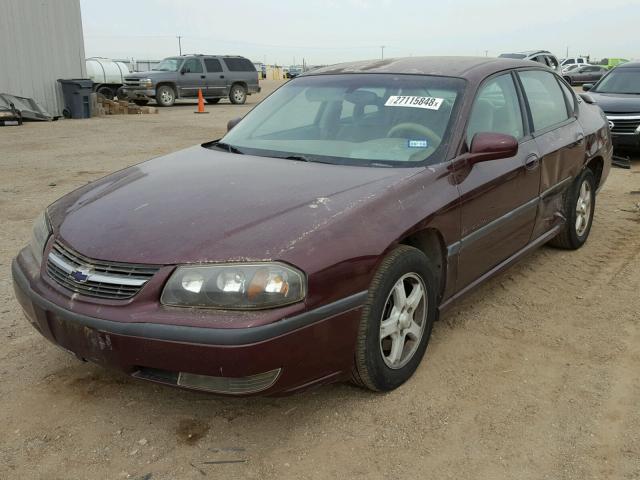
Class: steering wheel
387,123,442,146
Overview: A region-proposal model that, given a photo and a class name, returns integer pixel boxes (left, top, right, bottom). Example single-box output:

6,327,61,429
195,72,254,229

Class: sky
80,0,639,66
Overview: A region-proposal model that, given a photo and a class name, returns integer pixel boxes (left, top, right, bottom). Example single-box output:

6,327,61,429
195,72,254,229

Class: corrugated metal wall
0,0,86,117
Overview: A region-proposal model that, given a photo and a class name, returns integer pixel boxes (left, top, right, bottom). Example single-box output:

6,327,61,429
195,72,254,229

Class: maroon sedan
12,57,611,395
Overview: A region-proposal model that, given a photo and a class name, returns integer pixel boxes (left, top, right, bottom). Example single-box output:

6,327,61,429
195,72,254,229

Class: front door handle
524,153,540,171
220,75,225,79
200,75,206,79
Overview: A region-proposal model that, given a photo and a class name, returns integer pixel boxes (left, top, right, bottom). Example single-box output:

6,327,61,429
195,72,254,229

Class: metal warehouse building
0,0,86,117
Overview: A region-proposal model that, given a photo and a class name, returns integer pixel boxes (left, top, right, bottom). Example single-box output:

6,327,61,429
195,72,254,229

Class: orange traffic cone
195,88,209,114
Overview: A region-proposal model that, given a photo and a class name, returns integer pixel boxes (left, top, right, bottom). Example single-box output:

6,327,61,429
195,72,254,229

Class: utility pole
380,45,385,60
484,50,489,57
177,35,183,55
566,46,569,58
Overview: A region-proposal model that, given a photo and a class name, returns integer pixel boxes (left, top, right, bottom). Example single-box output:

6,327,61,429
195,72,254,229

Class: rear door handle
524,153,540,170
220,75,225,79
200,75,206,79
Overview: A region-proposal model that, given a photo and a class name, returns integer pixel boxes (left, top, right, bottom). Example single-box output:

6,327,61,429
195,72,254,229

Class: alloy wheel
379,273,427,369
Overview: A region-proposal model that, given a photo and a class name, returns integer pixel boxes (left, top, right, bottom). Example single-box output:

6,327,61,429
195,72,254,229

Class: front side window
593,68,640,94
182,58,203,74
466,73,524,145
519,70,569,131
219,74,465,167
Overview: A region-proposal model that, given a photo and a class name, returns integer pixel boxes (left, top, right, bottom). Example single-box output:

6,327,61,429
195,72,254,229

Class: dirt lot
1,79,639,479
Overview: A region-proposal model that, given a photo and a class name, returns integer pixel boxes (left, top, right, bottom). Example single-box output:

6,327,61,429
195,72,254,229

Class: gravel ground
1,79,639,479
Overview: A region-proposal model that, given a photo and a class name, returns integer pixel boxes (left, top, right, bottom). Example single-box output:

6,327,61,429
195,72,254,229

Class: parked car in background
287,66,303,78
560,57,588,70
120,55,260,107
499,50,560,72
13,57,611,396
599,58,629,70
563,65,607,85
562,63,589,74
584,61,640,151
85,57,130,100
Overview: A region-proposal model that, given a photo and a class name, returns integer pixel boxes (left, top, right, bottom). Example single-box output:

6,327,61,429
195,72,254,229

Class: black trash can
57,79,94,119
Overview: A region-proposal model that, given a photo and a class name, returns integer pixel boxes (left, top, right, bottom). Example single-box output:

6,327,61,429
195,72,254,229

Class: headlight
161,263,306,310
141,78,153,87
30,211,51,266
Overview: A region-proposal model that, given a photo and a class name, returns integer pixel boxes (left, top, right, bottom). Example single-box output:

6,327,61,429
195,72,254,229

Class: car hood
588,92,640,113
49,146,415,265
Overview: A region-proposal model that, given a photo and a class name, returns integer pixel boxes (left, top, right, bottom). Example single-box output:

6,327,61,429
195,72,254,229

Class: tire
115,86,127,101
548,168,596,250
96,86,114,100
352,245,437,392
155,85,175,107
229,84,247,105
133,99,149,106
205,98,221,104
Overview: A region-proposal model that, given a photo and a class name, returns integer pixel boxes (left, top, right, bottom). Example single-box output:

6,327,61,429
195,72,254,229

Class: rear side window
519,70,569,131
182,58,203,74
204,58,222,72
222,58,256,72
466,73,524,145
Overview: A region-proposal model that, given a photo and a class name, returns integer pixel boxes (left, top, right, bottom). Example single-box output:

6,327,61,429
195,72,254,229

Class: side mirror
582,83,593,91
468,132,518,164
227,116,242,132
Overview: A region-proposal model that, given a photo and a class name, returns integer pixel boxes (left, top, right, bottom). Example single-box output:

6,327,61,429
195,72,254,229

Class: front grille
606,114,640,135
46,241,160,300
124,77,141,87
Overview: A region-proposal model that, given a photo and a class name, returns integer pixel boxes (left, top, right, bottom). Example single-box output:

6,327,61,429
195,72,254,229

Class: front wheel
229,84,247,105
548,169,596,249
352,245,437,392
155,85,175,107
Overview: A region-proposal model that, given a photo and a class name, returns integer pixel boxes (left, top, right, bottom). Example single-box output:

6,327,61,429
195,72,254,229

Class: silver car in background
499,50,561,73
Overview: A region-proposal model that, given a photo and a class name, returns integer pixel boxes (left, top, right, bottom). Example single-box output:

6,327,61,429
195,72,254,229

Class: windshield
153,58,182,72
594,68,640,94
499,53,526,59
218,74,465,167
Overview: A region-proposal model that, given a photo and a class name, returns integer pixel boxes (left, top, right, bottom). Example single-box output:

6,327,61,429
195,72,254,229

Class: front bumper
11,253,365,396
611,132,640,150
120,87,156,100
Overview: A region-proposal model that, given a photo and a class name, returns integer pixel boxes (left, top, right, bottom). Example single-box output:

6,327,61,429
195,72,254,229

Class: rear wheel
205,98,221,104
96,85,114,100
352,245,437,392
229,84,247,105
156,85,175,107
548,169,596,249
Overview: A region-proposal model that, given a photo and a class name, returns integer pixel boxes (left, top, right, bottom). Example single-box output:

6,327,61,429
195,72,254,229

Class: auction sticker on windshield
384,96,443,110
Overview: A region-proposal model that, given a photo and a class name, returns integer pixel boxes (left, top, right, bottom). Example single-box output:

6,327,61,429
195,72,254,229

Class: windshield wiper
284,155,312,162
213,142,244,154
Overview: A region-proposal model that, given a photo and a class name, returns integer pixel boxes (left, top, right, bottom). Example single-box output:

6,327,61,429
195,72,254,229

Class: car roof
302,56,544,81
